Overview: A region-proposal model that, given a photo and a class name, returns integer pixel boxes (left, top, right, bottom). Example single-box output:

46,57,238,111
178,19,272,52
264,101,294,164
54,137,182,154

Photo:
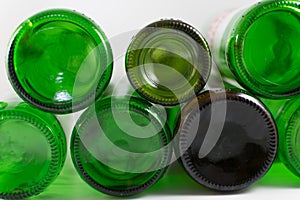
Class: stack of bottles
1,0,300,199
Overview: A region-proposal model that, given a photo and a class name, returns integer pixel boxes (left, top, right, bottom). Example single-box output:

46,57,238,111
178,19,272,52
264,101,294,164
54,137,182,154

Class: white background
1,0,300,199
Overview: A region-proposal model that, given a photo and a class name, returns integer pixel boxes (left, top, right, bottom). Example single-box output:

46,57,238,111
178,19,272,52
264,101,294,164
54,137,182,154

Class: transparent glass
0,101,67,199
70,96,172,196
262,97,300,178
126,19,211,106
214,0,300,98
6,9,113,114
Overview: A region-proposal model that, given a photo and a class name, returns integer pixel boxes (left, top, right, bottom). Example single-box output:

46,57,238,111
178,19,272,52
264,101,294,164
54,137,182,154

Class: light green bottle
212,0,300,98
0,101,66,199
70,95,173,196
262,97,300,178
126,19,211,106
6,9,113,114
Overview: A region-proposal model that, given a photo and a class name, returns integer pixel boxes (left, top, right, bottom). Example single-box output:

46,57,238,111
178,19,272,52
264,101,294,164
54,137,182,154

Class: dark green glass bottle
212,0,300,98
126,19,211,106
0,101,66,199
262,97,300,178
70,96,172,196
6,9,113,114
175,89,277,191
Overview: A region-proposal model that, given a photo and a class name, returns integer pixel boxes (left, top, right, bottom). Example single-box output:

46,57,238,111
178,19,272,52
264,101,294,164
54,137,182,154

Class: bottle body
212,0,300,98
70,95,172,196
125,19,211,106
0,101,67,199
175,89,277,191
6,9,113,114
262,97,300,177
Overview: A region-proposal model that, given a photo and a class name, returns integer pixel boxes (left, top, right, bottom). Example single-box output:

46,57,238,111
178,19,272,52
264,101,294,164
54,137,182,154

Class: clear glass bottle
0,101,67,199
6,9,113,114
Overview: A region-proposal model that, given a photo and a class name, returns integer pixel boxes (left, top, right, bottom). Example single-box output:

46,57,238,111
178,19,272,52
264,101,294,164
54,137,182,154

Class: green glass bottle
0,101,66,199
262,97,300,178
70,95,172,196
212,0,300,98
6,9,113,114
125,19,211,106
175,89,277,191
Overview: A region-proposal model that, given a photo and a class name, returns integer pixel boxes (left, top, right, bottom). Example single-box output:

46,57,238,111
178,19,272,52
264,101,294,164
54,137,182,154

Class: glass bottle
70,95,173,196
212,0,300,98
175,89,278,191
0,101,67,199
6,9,113,114
262,97,300,178
125,19,211,106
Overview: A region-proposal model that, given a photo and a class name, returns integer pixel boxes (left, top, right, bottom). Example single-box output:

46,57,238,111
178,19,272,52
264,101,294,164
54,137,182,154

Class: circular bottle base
70,96,172,196
176,90,277,191
227,1,300,98
7,9,113,114
126,19,211,106
0,104,66,199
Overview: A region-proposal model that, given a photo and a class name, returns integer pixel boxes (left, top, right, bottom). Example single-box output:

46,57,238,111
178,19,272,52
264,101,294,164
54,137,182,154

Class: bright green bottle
6,9,113,114
126,19,211,106
262,97,300,178
212,0,300,98
0,101,66,199
175,89,278,191
70,96,172,196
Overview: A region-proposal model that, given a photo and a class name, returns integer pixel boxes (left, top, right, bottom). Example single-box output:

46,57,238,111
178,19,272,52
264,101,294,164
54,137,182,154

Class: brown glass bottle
175,89,277,191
